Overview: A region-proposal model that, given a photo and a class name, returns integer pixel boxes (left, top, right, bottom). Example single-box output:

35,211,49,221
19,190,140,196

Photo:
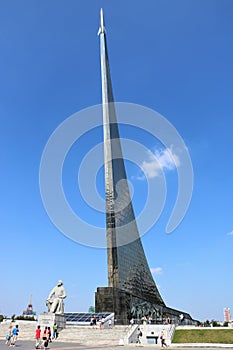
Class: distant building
224,308,231,322
23,295,36,317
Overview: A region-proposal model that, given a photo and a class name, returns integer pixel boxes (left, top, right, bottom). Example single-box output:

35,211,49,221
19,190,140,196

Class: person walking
130,318,134,327
100,317,105,329
10,324,19,347
92,315,97,329
35,325,42,349
136,328,143,344
52,323,58,339
5,324,12,345
42,326,48,340
42,326,49,348
47,327,52,342
142,316,147,325
160,331,168,347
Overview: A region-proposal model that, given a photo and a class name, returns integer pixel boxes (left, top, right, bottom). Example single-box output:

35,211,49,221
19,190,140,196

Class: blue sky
1,0,233,322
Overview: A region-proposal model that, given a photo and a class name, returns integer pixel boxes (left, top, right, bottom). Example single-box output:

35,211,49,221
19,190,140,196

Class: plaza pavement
1,340,233,350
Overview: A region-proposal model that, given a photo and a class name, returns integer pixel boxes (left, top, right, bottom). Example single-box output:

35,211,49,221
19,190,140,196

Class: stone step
57,325,129,345
0,322,130,346
0,322,175,346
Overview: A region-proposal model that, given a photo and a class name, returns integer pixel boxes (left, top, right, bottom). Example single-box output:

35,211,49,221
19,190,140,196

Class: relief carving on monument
129,295,162,321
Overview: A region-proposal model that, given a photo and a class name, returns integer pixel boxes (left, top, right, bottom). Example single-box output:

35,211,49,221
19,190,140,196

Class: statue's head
57,280,63,286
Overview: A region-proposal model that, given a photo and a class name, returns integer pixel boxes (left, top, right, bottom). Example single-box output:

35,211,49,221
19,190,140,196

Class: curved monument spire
96,9,165,323
95,9,196,326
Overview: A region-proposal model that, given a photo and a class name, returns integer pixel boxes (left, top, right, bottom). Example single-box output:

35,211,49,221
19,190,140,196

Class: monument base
95,287,198,326
38,313,66,331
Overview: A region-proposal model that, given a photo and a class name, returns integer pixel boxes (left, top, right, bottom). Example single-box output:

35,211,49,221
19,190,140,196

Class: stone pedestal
38,313,66,331
95,287,130,325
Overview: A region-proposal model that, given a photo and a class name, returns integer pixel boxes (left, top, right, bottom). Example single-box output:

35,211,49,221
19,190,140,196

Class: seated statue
46,280,67,314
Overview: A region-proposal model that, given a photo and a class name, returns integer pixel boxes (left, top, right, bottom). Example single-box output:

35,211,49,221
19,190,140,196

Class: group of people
4,319,168,347
90,316,112,329
35,323,58,349
130,316,154,326
5,324,19,347
130,315,172,326
5,322,58,349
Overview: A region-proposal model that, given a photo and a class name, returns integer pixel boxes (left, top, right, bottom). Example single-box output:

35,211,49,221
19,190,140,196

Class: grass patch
172,329,233,344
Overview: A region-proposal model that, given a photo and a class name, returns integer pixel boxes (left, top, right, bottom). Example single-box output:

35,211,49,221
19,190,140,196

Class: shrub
212,320,220,327
14,316,36,321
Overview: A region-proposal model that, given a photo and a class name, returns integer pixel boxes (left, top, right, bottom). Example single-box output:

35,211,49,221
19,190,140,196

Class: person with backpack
42,326,49,348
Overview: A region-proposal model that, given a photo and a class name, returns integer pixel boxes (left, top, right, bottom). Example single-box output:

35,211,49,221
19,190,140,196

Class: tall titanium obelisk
95,9,195,325
95,9,165,324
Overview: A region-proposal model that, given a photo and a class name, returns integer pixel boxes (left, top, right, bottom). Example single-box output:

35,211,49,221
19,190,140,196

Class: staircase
1,321,175,346
0,322,130,346
57,325,130,346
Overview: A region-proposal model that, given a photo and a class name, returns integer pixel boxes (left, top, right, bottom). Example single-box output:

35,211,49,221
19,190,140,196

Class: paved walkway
0,340,120,350
1,340,233,350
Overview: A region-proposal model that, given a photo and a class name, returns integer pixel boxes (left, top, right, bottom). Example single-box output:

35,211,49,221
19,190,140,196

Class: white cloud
150,267,163,275
140,146,180,179
227,230,233,236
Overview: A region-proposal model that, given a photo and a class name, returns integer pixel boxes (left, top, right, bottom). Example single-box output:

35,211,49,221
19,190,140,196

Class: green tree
0,314,4,322
211,320,220,327
88,306,95,313
15,315,35,321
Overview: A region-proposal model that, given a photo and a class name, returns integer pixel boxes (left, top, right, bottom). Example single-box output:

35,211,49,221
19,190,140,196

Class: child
5,331,11,345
